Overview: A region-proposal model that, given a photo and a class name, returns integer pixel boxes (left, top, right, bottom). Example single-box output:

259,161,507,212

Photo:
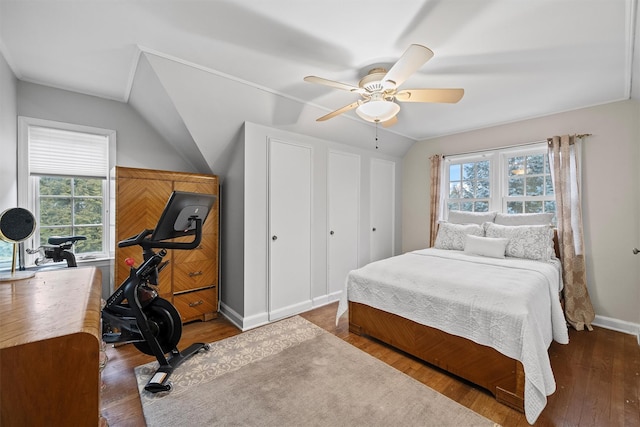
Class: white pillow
494,212,553,226
434,222,484,251
447,210,497,225
484,222,554,261
464,234,508,258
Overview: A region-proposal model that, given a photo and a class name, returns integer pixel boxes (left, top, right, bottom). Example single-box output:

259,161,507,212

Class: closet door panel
268,139,312,320
370,158,395,262
328,150,360,296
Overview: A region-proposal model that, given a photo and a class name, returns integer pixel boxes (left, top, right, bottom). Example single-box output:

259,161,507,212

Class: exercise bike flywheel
133,297,182,356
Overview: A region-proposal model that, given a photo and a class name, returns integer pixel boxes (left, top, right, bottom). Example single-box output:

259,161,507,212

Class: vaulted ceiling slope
0,0,637,165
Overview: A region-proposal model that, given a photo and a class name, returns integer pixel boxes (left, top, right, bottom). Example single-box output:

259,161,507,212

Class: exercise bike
27,235,87,267
102,191,217,393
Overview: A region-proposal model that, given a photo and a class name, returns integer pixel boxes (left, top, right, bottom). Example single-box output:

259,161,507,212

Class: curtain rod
442,134,592,159
546,133,592,144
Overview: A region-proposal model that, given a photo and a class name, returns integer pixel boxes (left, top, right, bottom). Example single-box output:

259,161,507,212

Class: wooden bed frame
348,231,561,413
349,301,525,412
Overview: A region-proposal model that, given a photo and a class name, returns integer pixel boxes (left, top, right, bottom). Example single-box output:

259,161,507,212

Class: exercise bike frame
102,217,209,393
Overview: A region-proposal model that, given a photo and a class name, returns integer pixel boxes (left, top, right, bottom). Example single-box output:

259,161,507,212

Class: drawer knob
188,300,204,307
188,270,203,277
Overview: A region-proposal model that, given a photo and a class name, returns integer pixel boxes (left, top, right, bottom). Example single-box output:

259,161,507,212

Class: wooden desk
0,267,102,426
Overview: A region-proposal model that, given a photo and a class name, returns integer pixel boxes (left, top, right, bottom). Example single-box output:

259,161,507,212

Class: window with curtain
443,143,556,221
17,117,115,266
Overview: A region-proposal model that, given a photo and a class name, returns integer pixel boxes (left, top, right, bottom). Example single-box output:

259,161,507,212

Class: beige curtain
429,154,442,247
548,135,595,331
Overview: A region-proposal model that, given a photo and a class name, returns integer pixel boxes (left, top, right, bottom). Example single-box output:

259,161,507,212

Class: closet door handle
330,230,334,235
372,227,377,232
633,248,639,255
272,235,278,241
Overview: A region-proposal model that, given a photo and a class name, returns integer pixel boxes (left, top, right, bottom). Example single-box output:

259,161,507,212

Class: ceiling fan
304,44,464,127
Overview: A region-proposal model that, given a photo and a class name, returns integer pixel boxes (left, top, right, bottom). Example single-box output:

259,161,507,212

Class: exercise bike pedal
145,366,173,393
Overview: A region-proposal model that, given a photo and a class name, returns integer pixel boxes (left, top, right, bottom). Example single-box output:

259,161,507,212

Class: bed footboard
349,301,525,413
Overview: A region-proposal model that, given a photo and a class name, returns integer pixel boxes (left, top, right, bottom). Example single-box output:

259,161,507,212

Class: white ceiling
0,0,637,164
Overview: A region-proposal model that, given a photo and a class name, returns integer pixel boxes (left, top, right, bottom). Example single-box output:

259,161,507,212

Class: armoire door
370,158,395,262
268,139,312,320
327,150,360,297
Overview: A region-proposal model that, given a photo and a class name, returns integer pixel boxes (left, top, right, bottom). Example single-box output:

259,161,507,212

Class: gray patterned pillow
434,222,484,250
484,222,554,261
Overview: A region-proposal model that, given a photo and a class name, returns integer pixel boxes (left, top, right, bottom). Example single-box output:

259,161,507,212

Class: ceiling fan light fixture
356,100,400,123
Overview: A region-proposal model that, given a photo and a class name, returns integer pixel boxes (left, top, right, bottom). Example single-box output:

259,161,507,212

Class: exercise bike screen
151,191,217,242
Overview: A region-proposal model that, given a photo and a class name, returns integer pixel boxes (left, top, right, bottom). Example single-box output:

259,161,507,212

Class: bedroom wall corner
219,125,246,320
16,81,196,173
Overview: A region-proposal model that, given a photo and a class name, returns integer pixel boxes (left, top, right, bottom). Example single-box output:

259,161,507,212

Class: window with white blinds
18,117,115,265
28,126,109,179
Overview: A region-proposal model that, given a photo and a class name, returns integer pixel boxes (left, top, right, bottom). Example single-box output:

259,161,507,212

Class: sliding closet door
370,158,395,262
327,150,360,297
268,139,312,321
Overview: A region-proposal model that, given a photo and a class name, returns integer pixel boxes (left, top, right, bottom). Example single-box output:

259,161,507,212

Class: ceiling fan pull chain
375,121,379,150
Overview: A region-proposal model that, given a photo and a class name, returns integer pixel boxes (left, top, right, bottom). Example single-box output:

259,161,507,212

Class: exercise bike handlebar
117,217,203,251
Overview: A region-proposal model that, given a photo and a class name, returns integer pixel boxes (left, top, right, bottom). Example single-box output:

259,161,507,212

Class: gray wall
220,127,246,317
17,81,197,173
0,50,18,210
403,99,640,332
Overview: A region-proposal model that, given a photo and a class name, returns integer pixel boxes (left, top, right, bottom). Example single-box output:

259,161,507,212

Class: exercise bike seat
47,235,87,246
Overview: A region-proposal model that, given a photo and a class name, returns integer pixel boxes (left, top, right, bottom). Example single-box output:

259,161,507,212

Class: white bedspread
336,248,569,425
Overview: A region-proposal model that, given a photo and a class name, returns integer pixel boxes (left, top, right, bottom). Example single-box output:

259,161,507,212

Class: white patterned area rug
135,316,499,427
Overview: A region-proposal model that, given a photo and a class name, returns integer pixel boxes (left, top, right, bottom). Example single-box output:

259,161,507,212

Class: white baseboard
220,293,342,332
218,301,270,331
218,302,243,330
312,290,341,307
593,315,640,345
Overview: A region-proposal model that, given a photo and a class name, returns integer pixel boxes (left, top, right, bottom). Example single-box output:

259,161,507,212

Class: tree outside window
447,160,490,212
505,153,556,221
37,176,104,254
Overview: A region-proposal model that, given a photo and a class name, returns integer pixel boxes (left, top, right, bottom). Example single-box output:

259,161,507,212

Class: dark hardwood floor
100,303,640,427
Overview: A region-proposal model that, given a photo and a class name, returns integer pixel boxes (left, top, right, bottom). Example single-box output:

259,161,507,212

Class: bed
336,215,569,425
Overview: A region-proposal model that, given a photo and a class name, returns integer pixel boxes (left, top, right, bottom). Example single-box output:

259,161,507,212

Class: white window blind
28,126,109,178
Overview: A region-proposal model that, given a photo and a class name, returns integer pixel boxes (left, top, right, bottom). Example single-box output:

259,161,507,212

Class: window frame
17,117,116,266
443,151,500,214
499,145,555,216
442,142,554,220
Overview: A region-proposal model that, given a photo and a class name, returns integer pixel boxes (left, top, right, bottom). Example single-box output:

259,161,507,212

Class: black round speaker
0,207,37,243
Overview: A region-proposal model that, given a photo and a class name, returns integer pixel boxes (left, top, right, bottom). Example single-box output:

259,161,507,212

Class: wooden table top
0,267,102,349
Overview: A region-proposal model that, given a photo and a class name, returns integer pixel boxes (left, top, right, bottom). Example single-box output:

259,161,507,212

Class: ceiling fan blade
304,76,364,93
395,88,464,103
381,115,398,128
382,44,434,90
316,101,361,121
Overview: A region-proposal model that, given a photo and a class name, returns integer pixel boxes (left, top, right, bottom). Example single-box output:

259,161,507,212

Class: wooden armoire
114,166,219,323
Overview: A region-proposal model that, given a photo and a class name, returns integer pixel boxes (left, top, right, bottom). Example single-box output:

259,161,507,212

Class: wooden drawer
172,237,217,264
173,259,217,293
173,287,217,323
